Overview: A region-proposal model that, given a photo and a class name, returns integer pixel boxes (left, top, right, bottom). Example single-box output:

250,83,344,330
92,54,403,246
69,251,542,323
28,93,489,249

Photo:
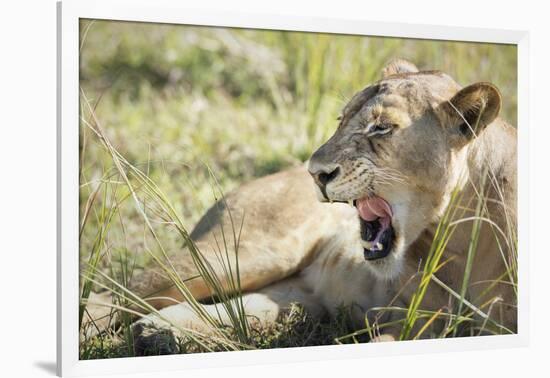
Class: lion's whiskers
372,167,408,186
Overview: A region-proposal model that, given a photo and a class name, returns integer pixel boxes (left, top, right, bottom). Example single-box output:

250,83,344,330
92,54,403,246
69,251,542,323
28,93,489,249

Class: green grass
78,19,518,358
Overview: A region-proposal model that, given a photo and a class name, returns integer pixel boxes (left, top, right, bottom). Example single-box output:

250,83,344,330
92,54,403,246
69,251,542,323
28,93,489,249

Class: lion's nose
308,163,341,188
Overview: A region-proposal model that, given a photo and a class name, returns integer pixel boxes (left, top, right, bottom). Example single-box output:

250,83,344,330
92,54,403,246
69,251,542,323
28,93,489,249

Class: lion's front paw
132,322,179,356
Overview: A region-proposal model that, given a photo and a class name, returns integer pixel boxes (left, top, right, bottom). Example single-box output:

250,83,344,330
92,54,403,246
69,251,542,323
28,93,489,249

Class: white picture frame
57,0,530,376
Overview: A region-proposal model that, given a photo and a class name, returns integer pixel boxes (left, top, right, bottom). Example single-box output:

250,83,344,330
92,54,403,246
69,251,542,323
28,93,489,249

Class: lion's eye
368,123,394,136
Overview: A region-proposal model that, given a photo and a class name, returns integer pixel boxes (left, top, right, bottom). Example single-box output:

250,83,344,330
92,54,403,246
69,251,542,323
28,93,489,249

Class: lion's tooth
362,240,375,250
362,240,384,251
348,200,354,207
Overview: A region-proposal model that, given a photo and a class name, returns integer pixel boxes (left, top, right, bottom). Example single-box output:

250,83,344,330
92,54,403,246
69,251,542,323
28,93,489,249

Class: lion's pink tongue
356,196,393,222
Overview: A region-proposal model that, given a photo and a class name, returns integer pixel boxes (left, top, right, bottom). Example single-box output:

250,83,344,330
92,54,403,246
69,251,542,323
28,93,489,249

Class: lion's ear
440,82,502,147
382,59,419,78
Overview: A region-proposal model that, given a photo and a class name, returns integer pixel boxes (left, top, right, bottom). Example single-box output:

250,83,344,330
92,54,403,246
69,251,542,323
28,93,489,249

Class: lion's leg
82,167,334,339
132,277,326,355
80,234,325,339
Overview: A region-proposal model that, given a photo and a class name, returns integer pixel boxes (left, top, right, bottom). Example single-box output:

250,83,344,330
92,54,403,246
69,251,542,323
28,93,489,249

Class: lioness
84,59,517,352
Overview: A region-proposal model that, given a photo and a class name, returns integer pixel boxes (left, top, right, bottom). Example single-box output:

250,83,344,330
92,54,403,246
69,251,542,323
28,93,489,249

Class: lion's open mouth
353,196,395,261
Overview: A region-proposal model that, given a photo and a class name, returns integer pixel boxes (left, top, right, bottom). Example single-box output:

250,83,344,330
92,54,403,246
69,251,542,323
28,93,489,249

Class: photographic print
77,19,518,360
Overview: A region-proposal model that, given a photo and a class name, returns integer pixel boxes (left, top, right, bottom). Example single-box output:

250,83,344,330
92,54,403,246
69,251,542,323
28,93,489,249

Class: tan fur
83,60,517,347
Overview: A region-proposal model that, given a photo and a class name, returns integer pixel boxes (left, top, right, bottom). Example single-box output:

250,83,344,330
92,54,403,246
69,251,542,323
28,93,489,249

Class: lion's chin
358,214,405,281
363,235,405,281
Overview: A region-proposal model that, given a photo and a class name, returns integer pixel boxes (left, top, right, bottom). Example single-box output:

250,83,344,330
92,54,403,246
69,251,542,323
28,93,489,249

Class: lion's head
308,59,501,279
